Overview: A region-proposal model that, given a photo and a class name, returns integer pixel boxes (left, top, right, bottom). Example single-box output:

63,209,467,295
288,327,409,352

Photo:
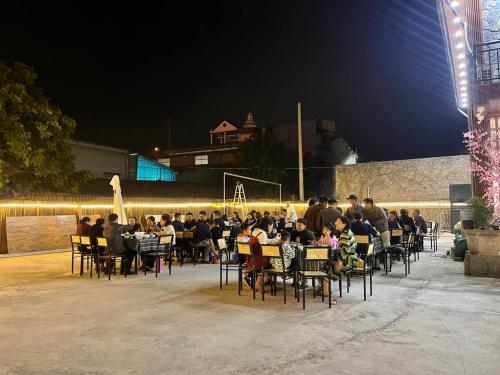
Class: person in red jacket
76,217,92,236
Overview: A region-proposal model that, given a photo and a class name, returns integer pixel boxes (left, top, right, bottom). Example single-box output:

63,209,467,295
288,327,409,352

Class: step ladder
233,181,247,216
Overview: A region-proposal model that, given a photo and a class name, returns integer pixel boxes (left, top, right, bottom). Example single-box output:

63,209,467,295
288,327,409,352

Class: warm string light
0,201,465,210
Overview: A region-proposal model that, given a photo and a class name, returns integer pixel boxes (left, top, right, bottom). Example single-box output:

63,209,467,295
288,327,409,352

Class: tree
234,133,297,196
0,62,91,193
464,128,500,222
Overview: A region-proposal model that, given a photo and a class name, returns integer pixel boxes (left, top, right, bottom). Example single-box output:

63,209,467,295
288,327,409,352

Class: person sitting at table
231,211,242,224
184,212,196,230
388,210,402,245
103,213,136,274
212,210,225,233
412,209,428,234
233,223,251,264
157,214,176,245
351,211,378,257
245,216,279,290
172,213,185,232
270,231,295,272
145,216,160,233
244,212,256,227
317,223,338,248
196,210,208,225
127,216,142,233
332,216,358,276
290,218,315,245
191,218,217,263
399,209,416,233
89,218,105,246
277,208,288,233
76,217,92,236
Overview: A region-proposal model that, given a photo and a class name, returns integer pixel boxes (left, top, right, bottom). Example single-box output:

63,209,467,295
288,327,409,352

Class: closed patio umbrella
110,175,127,224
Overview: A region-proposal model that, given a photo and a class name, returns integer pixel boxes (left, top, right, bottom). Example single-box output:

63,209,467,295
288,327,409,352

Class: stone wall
335,155,471,228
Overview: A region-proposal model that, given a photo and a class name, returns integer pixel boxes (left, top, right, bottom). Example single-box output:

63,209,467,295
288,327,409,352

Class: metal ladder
233,181,247,216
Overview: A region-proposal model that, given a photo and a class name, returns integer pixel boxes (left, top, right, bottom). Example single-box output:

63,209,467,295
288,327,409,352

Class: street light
154,147,160,152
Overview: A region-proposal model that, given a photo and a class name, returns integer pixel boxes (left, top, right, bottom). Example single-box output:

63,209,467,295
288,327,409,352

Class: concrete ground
0,234,499,375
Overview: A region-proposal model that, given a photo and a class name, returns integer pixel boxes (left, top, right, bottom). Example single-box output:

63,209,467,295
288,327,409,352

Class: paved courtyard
1,235,499,375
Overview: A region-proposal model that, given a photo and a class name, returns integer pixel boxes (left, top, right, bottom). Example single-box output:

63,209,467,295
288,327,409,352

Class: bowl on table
134,232,145,240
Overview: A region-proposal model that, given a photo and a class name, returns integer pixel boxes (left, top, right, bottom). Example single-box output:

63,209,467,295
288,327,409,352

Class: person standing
362,198,390,248
345,195,363,221
304,196,327,234
412,209,428,234
317,197,342,232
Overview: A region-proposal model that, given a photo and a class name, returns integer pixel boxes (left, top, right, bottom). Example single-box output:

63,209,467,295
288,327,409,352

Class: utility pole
297,102,304,201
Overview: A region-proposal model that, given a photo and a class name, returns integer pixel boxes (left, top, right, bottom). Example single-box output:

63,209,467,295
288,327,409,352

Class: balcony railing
474,41,500,84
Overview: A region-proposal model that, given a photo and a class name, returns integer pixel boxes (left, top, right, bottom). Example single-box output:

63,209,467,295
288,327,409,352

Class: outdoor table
121,235,168,272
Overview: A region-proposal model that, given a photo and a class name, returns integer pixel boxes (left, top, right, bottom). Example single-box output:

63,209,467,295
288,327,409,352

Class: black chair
259,244,296,304
350,243,374,301
236,242,258,298
385,229,407,276
297,246,336,309
145,235,174,277
96,237,127,280
218,238,239,289
69,235,93,277
173,231,185,266
182,231,199,265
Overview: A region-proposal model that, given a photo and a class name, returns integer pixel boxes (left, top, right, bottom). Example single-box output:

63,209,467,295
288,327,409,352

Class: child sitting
270,232,296,272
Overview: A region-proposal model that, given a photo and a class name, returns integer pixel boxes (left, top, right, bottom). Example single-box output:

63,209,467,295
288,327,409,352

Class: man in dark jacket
351,212,378,256
345,195,364,221
172,213,185,232
291,218,315,245
317,197,342,232
304,195,327,234
103,213,136,274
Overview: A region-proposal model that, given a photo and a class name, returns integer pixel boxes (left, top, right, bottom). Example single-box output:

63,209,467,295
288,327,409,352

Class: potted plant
467,197,494,230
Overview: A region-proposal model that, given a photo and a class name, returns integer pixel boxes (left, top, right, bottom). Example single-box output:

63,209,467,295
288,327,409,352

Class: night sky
1,0,467,161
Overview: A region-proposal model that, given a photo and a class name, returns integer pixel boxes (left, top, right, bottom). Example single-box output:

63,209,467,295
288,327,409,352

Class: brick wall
335,155,471,228
6,215,77,253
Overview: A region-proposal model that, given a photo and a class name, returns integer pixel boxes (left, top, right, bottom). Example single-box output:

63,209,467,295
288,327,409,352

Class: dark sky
1,0,467,160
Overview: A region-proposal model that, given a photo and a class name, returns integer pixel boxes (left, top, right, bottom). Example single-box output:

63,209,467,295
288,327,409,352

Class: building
71,140,175,182
436,0,500,196
155,113,356,169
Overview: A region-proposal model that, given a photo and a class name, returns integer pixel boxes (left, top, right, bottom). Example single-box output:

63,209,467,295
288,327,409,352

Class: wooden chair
174,231,185,266
96,237,127,280
145,235,174,277
350,243,374,301
259,244,296,304
182,231,198,265
236,242,255,297
297,247,335,309
218,238,238,289
70,235,93,277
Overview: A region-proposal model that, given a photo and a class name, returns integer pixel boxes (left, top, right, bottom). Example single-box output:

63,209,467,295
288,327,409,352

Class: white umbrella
110,175,127,224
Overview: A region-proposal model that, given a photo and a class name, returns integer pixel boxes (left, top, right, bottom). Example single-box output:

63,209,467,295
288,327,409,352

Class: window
158,158,170,167
195,155,208,165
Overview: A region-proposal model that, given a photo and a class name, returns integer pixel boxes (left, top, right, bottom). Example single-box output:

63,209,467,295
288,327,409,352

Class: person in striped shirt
334,216,358,273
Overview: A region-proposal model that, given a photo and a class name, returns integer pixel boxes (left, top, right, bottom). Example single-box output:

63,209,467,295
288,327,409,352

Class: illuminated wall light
455,30,463,37
460,93,467,98
457,53,465,60
459,71,466,77
458,63,466,69
459,79,467,85
451,1,459,7
453,17,461,23
456,42,464,49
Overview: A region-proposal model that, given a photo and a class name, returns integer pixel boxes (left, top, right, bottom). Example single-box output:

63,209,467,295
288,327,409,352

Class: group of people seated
74,196,429,279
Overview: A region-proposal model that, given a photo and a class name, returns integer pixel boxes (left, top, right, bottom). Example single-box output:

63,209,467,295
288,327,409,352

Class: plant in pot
467,197,493,230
